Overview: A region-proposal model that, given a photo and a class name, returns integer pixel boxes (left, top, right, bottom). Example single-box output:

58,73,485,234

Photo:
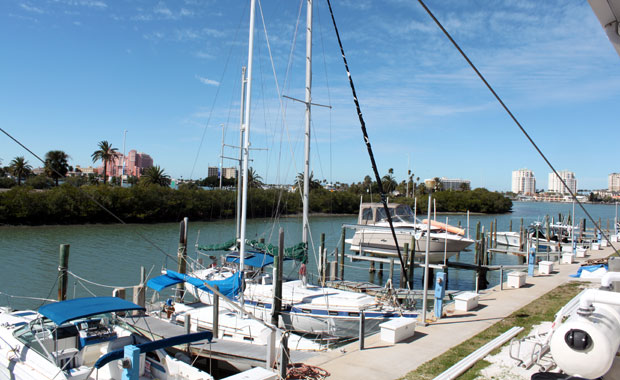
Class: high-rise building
207,166,237,179
99,150,153,178
208,167,219,178
609,173,620,192
511,169,536,195
548,170,577,194
438,177,470,191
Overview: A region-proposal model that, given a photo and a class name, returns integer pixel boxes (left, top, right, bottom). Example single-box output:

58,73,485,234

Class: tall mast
236,67,247,246
240,0,257,298
302,0,313,245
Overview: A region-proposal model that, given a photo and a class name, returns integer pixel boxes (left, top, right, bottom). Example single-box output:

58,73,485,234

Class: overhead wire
413,0,619,257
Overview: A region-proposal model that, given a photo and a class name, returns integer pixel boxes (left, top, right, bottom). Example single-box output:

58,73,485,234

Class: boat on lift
346,202,474,263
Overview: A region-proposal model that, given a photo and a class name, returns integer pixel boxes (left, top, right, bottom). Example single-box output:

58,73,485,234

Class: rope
67,270,140,290
286,363,330,380
324,0,410,288
414,0,619,257
0,291,56,303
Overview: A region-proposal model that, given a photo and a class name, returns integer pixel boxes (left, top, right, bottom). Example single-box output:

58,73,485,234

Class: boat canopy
38,297,146,326
147,269,242,299
225,251,276,268
94,331,213,369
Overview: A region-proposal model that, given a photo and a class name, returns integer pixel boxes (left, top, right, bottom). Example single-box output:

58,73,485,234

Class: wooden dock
129,315,317,368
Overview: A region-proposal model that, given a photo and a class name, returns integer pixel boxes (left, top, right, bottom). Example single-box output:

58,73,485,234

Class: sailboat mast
240,0,257,284
302,0,313,245
236,66,247,246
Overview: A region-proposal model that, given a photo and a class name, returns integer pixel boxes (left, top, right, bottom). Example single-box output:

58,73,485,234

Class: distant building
207,166,237,179
439,177,470,191
548,170,577,194
99,150,153,178
511,169,536,195
75,165,96,175
424,177,470,191
609,173,620,193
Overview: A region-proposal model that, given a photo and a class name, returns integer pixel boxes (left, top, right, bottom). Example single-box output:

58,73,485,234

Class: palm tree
433,176,443,192
140,166,171,187
44,150,70,186
382,169,397,193
9,156,32,186
248,167,264,188
295,171,321,190
91,141,118,184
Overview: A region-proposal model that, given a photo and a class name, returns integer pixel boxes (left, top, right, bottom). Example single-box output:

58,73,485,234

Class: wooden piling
340,227,346,280
320,233,326,287
58,244,70,301
176,217,188,303
272,229,284,327
213,285,219,338
359,311,366,350
493,218,497,248
509,219,512,232
389,258,394,285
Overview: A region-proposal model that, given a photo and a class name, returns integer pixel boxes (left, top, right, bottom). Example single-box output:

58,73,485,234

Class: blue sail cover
38,297,145,326
225,251,274,268
147,270,242,299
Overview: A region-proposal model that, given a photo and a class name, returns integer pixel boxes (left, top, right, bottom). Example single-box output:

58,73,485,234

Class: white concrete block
222,367,278,380
591,242,600,251
507,271,526,288
454,292,479,311
600,239,608,247
576,247,586,258
611,235,618,243
538,261,554,275
561,253,575,264
380,317,416,344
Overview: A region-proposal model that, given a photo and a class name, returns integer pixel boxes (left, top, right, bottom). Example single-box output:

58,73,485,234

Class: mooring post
176,217,189,303
359,310,366,350
500,265,504,291
494,218,498,248
509,219,512,232
184,314,191,353
389,258,394,285
280,334,289,379
409,238,416,287
369,261,376,274
320,233,326,286
340,227,346,280
434,272,446,319
271,229,284,327
58,244,70,301
520,218,524,250
403,242,410,289
212,285,219,338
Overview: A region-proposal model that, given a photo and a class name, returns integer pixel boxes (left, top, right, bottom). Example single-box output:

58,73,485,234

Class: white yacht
0,296,213,380
346,203,474,263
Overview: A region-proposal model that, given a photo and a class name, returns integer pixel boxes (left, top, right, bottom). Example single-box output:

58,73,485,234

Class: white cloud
20,3,45,14
54,0,107,9
195,75,219,86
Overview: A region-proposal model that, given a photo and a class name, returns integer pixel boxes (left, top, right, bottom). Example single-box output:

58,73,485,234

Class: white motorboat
494,231,521,247
0,296,213,380
346,202,474,263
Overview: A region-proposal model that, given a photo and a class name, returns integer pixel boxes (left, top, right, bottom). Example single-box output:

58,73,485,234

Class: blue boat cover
147,270,242,299
226,251,274,268
38,297,145,326
94,331,213,369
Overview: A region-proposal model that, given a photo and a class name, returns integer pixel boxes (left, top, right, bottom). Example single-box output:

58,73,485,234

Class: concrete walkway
306,246,616,380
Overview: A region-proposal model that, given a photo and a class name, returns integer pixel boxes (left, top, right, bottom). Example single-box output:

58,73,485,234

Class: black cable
324,0,410,289
415,0,618,257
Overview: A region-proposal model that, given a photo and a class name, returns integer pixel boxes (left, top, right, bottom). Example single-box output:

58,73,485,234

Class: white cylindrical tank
550,301,620,379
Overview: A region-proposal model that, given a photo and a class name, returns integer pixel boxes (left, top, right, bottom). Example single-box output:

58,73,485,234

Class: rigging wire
189,1,249,180
414,0,618,257
324,0,411,289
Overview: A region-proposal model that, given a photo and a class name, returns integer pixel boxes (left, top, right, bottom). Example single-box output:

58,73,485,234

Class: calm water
0,201,617,310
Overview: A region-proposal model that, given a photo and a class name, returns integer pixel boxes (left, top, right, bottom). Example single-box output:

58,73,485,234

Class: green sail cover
247,240,308,263
197,238,236,252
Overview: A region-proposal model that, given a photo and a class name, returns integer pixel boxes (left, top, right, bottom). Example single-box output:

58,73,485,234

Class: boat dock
130,315,317,369
305,244,617,380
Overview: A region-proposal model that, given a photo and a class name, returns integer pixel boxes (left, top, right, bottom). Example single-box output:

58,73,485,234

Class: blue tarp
147,270,242,299
225,251,274,268
569,264,608,278
94,331,213,369
38,297,145,326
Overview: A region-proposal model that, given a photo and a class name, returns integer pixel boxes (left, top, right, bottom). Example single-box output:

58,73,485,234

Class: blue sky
1,0,619,191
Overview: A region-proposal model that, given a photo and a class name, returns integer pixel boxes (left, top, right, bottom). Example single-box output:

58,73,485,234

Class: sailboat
186,0,417,339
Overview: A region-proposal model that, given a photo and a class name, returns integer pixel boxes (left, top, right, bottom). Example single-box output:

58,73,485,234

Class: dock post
272,229,284,327
434,272,446,319
500,266,504,290
494,218,497,248
403,243,410,289
389,258,394,286
184,314,191,353
520,218,524,250
359,311,366,350
369,261,376,274
280,334,289,378
509,219,512,232
58,244,70,301
213,285,219,338
176,217,189,303
409,238,416,287
340,227,346,280
320,233,326,287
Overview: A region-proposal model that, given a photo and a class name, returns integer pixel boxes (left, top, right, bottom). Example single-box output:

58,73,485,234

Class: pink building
98,150,153,178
